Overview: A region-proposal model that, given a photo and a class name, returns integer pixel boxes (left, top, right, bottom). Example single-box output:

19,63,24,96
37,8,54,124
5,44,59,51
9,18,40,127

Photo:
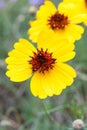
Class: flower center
85,0,87,7
29,48,56,73
48,12,69,30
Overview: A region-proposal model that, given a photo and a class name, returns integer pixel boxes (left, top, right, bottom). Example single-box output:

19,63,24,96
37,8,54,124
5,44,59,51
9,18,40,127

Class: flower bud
72,119,85,130
28,6,37,14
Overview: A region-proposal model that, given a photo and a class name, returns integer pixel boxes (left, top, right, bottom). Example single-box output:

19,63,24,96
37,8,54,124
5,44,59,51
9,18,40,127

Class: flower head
5,38,76,99
72,119,85,130
28,1,87,43
62,0,87,25
28,6,37,14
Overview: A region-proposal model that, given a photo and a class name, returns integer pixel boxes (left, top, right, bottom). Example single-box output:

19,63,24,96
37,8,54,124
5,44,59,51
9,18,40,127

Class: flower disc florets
29,48,56,73
85,0,87,7
48,12,69,30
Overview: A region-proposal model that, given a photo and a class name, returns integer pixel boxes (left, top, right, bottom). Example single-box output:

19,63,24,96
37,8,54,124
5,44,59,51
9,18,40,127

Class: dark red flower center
85,0,87,7
29,48,56,73
48,12,69,30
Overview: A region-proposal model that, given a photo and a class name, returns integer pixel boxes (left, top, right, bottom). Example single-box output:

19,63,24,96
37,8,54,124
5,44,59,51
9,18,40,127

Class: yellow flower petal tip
5,38,76,99
62,0,87,26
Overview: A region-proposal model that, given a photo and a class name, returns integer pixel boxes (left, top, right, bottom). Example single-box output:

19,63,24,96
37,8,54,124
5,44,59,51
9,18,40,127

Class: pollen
29,48,56,73
48,12,69,30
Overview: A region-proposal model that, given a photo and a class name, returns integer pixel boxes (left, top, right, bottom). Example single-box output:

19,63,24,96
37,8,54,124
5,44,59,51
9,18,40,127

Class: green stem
42,100,54,122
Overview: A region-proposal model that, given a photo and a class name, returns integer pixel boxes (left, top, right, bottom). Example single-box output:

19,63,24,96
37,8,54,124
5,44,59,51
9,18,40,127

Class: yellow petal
38,25,76,45
61,0,87,25
28,20,46,42
10,74,31,82
8,49,29,59
58,2,78,18
30,61,76,99
38,27,55,48
14,38,36,56
70,14,87,24
52,41,75,58
7,63,31,71
5,57,28,64
58,63,76,77
63,0,87,14
6,68,32,82
36,1,56,19
66,24,84,40
43,70,66,95
30,73,47,99
55,63,76,86
58,51,75,62
30,71,64,99
38,35,75,62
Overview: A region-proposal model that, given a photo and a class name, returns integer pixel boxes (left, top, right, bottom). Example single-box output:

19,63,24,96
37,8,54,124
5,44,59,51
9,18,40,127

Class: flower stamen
85,0,87,7
48,12,69,30
29,48,56,73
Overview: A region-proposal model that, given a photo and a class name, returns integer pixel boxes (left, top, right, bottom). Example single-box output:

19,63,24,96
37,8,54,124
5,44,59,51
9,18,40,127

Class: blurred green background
0,0,87,130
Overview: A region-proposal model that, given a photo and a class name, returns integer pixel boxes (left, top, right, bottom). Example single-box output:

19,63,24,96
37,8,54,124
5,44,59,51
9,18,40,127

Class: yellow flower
5,38,76,99
62,0,87,25
28,1,87,43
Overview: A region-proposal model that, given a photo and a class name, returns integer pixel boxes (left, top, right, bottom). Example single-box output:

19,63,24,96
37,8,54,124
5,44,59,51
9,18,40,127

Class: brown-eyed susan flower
5,38,76,99
62,0,87,25
28,1,87,43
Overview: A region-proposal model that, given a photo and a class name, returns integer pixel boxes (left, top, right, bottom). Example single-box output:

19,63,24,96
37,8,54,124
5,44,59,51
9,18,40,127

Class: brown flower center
29,48,56,73
48,12,69,30
85,0,87,7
